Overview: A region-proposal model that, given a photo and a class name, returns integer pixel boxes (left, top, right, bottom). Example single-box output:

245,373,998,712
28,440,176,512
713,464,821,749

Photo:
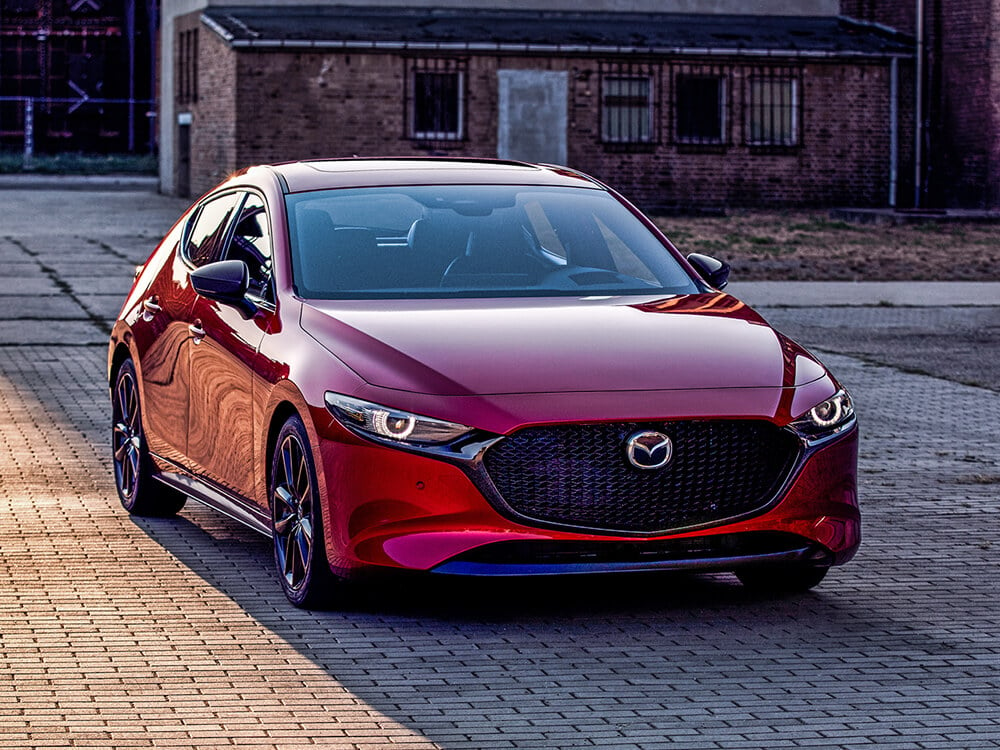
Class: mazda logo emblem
625,430,673,470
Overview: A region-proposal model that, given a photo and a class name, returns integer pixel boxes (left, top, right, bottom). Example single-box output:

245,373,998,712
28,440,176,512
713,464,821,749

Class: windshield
285,185,699,299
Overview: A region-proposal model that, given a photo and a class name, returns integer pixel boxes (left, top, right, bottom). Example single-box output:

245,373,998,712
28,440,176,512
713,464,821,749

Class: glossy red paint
313,426,860,574
109,158,860,603
300,294,814,395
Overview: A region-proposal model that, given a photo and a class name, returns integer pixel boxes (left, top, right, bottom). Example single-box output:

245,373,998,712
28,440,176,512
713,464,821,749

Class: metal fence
0,95,155,163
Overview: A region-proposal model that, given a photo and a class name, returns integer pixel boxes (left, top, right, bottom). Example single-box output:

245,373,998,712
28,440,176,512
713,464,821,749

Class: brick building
843,0,1000,208
161,1,913,210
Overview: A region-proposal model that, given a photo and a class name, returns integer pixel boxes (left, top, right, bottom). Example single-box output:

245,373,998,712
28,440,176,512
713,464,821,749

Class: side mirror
686,253,731,290
190,260,258,318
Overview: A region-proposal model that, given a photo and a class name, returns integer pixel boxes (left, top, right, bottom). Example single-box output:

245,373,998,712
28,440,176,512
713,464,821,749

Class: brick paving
0,189,998,749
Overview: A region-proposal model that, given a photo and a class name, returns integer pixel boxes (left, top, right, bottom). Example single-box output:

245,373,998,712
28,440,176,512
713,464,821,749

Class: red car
109,159,859,607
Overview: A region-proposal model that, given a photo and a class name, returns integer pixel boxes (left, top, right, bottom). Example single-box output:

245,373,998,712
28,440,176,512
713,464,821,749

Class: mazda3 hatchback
109,158,859,607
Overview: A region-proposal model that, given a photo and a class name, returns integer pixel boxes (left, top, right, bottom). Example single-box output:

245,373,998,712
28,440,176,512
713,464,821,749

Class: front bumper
314,412,860,578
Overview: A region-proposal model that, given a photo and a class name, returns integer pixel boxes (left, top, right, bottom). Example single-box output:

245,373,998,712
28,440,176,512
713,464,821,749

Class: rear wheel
736,564,828,593
270,415,338,608
111,359,187,517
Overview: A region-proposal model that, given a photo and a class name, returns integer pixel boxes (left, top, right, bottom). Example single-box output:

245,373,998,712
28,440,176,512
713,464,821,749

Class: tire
735,564,829,594
111,359,187,517
270,415,338,608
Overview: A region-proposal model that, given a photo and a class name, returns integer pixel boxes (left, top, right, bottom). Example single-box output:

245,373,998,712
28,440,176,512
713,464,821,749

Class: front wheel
735,564,829,594
111,358,186,517
270,415,338,608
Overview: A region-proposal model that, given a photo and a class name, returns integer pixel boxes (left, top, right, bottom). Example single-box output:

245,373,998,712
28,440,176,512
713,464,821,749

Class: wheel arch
109,342,133,387
264,400,301,505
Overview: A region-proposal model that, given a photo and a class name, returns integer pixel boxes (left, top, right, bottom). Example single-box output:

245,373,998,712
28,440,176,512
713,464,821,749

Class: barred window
601,76,654,144
409,59,465,141
747,75,799,147
674,72,727,145
177,28,198,105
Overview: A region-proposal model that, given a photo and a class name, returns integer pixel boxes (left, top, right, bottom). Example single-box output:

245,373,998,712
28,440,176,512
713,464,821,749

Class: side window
226,193,273,301
675,73,727,145
185,192,242,267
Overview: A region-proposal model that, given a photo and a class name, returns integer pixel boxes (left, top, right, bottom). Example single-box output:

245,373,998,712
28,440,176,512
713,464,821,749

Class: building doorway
497,70,568,166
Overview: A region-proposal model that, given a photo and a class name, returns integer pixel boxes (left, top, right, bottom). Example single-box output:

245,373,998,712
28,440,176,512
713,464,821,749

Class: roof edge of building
199,6,914,59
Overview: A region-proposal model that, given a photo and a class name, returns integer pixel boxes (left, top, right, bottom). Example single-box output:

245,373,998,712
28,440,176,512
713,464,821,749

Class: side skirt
152,463,272,538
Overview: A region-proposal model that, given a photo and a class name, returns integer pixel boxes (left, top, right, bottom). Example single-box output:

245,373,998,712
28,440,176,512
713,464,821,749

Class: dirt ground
652,212,1000,281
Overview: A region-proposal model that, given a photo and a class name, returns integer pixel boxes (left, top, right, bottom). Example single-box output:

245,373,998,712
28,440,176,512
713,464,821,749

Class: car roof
267,158,604,194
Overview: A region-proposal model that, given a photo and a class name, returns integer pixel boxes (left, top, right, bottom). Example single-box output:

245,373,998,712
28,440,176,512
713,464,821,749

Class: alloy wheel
112,369,142,502
272,432,315,593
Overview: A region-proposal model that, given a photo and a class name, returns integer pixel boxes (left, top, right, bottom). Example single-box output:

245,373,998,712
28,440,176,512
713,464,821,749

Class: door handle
142,296,161,321
188,321,206,343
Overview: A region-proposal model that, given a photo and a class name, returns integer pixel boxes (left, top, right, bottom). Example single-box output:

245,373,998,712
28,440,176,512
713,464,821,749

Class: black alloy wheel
270,415,336,608
112,358,186,516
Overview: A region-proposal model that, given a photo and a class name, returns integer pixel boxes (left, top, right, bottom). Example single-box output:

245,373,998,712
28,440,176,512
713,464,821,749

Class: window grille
407,58,466,143
600,62,658,146
177,28,198,105
745,67,801,148
671,63,730,146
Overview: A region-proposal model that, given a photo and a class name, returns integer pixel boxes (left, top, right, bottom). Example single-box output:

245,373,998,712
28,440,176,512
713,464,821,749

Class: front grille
482,421,800,534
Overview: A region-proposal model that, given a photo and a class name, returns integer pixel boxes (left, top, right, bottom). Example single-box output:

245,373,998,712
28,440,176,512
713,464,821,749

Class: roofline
201,13,913,60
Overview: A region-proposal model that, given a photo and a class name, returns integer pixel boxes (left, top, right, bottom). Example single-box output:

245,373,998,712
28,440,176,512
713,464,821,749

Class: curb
0,174,160,192
727,280,1000,307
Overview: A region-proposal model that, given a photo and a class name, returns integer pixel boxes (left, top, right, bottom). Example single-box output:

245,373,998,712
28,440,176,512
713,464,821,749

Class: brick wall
933,0,995,207
841,0,915,33
841,0,1000,207
187,40,905,208
566,59,898,209
176,11,237,196
193,21,237,192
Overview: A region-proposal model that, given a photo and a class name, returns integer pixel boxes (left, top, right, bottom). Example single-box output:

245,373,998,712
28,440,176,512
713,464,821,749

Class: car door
186,191,275,504
135,191,236,466
131,217,196,467
142,190,243,468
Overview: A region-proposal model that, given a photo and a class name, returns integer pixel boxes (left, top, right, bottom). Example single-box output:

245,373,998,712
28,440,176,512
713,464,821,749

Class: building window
409,59,465,142
177,28,198,105
747,74,799,147
601,74,655,145
674,70,728,145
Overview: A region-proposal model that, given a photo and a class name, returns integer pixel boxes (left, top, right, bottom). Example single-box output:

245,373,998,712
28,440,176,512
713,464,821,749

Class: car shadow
132,505,815,621
128,502,946,748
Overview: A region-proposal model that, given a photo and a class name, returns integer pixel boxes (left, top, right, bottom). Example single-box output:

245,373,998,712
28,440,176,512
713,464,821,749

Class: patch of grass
0,151,157,175
691,239,731,254
651,209,1000,280
788,218,854,232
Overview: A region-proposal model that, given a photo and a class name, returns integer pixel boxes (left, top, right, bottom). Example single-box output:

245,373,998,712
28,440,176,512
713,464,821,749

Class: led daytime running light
789,389,855,439
372,410,416,440
325,393,472,446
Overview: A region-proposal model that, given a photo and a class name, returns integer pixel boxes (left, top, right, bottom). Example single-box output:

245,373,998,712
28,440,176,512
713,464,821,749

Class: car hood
300,294,826,397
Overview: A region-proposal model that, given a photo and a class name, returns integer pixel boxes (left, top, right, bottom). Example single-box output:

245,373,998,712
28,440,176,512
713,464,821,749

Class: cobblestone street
1,187,998,748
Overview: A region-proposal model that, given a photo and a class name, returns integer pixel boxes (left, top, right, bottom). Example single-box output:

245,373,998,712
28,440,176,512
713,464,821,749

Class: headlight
325,393,473,445
788,389,855,439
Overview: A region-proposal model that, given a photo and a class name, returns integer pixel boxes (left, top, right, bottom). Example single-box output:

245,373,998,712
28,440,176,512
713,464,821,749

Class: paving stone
0,294,87,319
0,188,998,749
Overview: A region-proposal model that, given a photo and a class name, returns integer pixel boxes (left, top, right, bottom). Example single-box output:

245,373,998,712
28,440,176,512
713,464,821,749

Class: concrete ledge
726,280,1000,307
831,207,1000,225
0,174,160,192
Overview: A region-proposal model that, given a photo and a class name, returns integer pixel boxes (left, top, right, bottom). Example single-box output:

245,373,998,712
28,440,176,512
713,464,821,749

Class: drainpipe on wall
915,0,924,208
890,56,899,208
